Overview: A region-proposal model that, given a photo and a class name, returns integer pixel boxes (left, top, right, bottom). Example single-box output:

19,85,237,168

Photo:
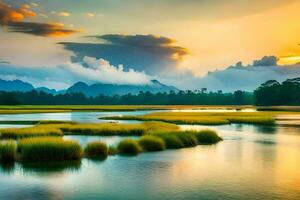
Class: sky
1,0,300,91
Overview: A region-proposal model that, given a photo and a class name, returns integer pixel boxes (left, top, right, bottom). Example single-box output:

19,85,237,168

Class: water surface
0,122,299,200
0,109,300,200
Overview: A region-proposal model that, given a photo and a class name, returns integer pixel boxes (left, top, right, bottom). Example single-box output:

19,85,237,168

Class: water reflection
64,135,138,147
21,161,82,175
0,162,15,175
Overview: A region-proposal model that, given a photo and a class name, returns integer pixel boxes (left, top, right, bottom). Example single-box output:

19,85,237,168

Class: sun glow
279,56,300,65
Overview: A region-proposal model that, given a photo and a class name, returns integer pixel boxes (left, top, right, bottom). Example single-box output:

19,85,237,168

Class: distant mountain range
0,79,34,92
0,79,178,96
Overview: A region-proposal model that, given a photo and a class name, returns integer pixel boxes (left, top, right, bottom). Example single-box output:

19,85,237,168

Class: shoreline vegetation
0,106,299,164
0,121,222,163
101,112,278,125
0,105,255,114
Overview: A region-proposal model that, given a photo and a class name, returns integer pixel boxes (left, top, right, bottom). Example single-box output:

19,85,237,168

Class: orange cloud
8,22,78,37
0,1,76,37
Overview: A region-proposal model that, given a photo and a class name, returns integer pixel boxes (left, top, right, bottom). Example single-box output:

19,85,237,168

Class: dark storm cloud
0,1,77,37
59,34,189,75
252,56,278,67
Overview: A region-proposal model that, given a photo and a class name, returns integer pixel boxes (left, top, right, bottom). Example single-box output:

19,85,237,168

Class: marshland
0,106,300,200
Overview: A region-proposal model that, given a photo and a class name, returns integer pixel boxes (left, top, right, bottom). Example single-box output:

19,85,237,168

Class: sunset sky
1,0,300,91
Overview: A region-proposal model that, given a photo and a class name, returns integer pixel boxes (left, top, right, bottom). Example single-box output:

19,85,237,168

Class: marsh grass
0,105,246,114
117,138,142,155
18,137,82,162
171,132,198,147
152,129,222,148
0,141,17,162
60,123,145,136
138,136,165,151
84,141,108,159
0,121,179,139
0,126,63,139
193,130,222,144
103,111,277,125
154,134,184,149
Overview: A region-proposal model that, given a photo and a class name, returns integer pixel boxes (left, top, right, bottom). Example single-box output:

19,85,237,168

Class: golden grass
0,121,179,138
102,111,277,125
0,126,63,139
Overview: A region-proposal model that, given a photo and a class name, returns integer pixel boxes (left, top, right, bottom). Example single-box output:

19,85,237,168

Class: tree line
0,90,253,105
1,77,298,105
254,77,300,106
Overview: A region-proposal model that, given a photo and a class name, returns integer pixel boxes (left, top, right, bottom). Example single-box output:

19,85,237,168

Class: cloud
8,22,77,37
252,56,278,67
30,3,39,7
0,1,77,37
59,34,189,76
85,13,95,17
0,56,153,89
58,56,152,85
192,55,300,92
57,12,70,17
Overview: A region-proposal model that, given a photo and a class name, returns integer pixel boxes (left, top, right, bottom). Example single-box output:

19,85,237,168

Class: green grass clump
153,133,184,149
84,141,108,159
18,137,82,162
172,132,198,147
0,126,63,139
138,136,165,151
117,138,141,155
193,130,222,144
0,141,17,162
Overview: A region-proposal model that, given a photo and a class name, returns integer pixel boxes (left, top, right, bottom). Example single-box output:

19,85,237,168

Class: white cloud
59,57,152,85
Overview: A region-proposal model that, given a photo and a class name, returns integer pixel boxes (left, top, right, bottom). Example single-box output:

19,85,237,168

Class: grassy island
101,111,277,125
0,121,222,162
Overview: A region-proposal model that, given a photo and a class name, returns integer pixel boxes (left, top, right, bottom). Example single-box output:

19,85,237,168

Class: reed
0,126,63,139
117,138,142,155
192,130,222,144
60,123,145,136
138,136,165,151
172,132,198,147
84,141,108,159
152,133,184,149
18,137,82,162
0,141,17,162
103,111,277,125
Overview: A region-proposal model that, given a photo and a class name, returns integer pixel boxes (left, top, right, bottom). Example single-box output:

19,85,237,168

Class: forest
0,77,298,105
0,89,253,105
